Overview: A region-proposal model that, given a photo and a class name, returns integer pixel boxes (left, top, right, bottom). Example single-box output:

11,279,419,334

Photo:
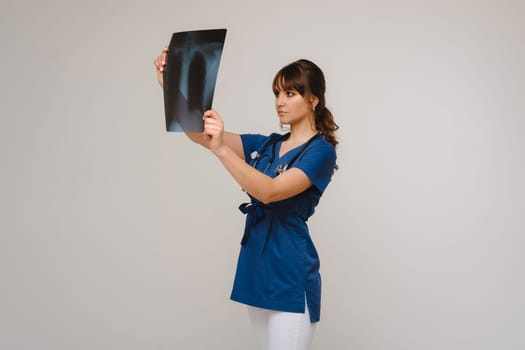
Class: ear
310,96,319,109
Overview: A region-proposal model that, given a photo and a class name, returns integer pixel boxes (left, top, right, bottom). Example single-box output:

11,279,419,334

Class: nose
275,92,285,107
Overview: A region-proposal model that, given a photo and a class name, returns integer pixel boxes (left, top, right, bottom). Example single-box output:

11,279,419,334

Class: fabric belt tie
238,202,265,246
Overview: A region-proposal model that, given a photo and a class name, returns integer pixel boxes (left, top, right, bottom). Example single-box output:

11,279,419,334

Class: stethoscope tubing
251,132,321,175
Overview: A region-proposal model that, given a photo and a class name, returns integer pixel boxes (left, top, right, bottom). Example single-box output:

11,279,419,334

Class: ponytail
315,105,338,149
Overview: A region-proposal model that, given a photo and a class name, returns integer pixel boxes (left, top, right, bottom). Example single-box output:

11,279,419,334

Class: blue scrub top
230,133,336,323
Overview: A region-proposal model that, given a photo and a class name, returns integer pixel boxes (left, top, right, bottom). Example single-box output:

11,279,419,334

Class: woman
155,47,338,350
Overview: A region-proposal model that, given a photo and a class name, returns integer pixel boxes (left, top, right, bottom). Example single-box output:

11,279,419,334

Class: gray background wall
1,0,524,349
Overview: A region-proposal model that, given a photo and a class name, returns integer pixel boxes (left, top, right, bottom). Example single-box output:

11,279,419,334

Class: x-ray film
163,29,227,132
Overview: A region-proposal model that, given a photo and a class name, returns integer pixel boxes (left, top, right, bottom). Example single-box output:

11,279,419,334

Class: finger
203,121,221,132
161,47,168,66
203,113,218,123
154,47,169,72
154,56,163,72
158,55,166,72
204,119,223,130
204,120,223,132
202,109,215,117
203,109,221,122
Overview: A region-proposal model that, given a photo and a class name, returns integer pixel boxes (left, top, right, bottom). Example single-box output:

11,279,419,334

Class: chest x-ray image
163,28,227,132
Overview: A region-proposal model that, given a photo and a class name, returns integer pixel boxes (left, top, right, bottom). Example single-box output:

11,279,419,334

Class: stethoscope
250,132,322,175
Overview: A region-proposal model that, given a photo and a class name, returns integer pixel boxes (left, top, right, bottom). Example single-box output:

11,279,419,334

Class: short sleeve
240,133,280,164
291,138,337,193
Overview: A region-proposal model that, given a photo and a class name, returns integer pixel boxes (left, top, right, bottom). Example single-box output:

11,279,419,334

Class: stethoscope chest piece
275,164,288,175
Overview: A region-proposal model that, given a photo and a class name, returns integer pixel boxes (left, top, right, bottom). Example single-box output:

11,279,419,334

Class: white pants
247,304,316,350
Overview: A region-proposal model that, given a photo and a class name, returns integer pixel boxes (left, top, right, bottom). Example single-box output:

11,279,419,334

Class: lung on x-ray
163,29,227,132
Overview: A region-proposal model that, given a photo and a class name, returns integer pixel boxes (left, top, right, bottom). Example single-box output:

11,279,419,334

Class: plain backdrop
1,0,524,349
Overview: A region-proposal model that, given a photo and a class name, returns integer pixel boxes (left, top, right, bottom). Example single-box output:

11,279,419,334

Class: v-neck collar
277,133,320,159
277,139,305,160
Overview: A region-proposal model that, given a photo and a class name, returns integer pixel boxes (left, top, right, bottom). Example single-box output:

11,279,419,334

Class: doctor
155,47,339,350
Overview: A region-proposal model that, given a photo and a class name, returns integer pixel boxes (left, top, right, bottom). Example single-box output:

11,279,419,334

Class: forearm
188,131,244,158
185,132,209,148
213,146,276,203
202,109,311,201
213,145,311,204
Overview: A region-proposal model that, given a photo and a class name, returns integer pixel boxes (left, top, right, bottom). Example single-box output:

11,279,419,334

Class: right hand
203,109,226,155
153,47,168,87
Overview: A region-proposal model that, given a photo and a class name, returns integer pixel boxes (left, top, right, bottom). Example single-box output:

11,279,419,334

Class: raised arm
186,131,244,160
154,47,244,159
203,110,313,204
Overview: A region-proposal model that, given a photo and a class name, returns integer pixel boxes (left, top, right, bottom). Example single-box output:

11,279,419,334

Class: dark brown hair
272,59,339,148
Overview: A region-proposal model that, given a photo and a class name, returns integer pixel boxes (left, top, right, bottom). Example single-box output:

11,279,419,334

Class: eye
286,91,295,97
273,90,280,97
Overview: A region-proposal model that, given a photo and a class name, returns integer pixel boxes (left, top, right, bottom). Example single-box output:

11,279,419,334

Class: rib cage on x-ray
164,29,227,132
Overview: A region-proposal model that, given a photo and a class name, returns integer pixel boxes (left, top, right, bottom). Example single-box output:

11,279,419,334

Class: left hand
203,109,225,155
153,46,168,87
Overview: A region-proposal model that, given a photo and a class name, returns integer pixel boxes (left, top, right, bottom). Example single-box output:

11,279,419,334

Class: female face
274,89,316,126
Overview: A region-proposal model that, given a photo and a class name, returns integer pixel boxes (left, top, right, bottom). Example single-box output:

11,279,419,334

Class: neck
288,118,317,143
